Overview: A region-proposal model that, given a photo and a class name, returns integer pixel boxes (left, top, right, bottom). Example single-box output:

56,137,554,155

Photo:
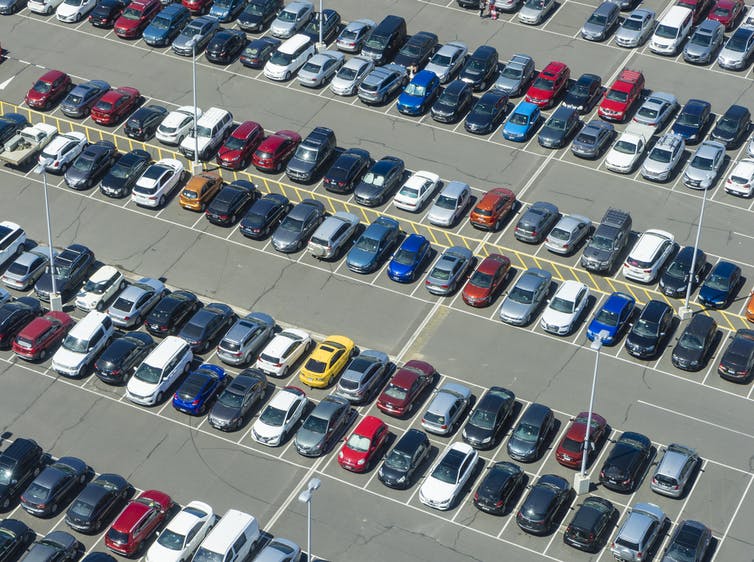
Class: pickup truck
0,123,58,167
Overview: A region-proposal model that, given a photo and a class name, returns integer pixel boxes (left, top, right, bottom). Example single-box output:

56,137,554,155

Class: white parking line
711,472,753,561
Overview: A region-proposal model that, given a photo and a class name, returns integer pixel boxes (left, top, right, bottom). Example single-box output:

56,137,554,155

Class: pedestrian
479,0,486,17
489,0,497,19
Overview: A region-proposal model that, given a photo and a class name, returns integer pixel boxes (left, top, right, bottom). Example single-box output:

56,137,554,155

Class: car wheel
51,502,58,514
78,473,86,484
156,391,164,404
1,498,9,510
284,71,291,81
39,348,48,361
96,301,105,312
158,195,166,208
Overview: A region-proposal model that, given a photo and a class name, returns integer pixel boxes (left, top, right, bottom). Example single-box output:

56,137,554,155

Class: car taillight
473,491,479,501
192,399,200,405
637,551,643,560
440,424,447,430
495,499,505,507
643,268,652,273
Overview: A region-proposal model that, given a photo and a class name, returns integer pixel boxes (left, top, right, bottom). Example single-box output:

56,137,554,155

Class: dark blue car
209,0,245,22
672,99,711,144
698,261,741,308
397,70,440,116
347,216,401,274
60,80,110,118
587,291,636,345
143,3,191,47
388,234,431,283
172,363,229,415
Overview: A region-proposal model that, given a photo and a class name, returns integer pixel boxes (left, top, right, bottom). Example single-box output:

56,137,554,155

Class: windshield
716,118,739,134
532,77,554,91
595,308,619,326
121,6,141,20
677,110,702,126
62,335,89,353
502,65,522,78
470,271,494,288
134,363,162,384
690,31,712,46
68,499,94,518
193,548,223,562
244,3,263,15
469,408,495,430
217,388,244,408
345,434,371,453
354,236,378,253
606,89,628,103
524,0,546,8
435,195,457,209
156,529,185,551
705,273,730,291
513,422,538,442
33,80,51,94
633,318,658,338
614,140,638,154
638,105,659,119
362,171,385,187
301,61,322,74
84,278,110,294
622,17,643,30
667,258,690,278
393,248,417,265
72,156,95,172
550,296,574,313
337,66,358,80
294,146,318,162
510,112,529,125
399,43,423,57
431,459,460,484
429,266,450,281
384,449,411,470
431,52,452,66
364,35,387,50
277,9,297,22
302,415,327,433
655,23,678,39
279,217,303,232
269,51,293,65
727,34,750,51
649,147,672,163
546,118,567,131
259,405,285,426
588,13,607,25
679,332,704,350
690,155,714,170
509,285,534,304
548,227,570,241
404,83,426,96
150,16,170,29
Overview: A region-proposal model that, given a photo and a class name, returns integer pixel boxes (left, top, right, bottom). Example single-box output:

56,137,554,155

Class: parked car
610,503,668,562
294,394,351,456
144,290,201,337
0,519,35,561
354,156,405,207
502,100,540,142
586,291,635,345
469,187,516,231
396,70,441,116
60,80,110,118
571,120,615,159
711,104,751,148
718,329,754,382
514,201,559,243
525,61,569,109
464,90,509,134
171,16,219,56
35,244,95,302
516,474,570,535
335,18,375,52
90,87,141,126
563,496,616,553
172,363,229,415
329,56,374,97
425,41,468,83
672,314,718,371
424,246,473,296
698,260,741,307
12,311,72,362
94,332,155,385
622,229,676,283
615,8,656,48
74,265,126,313
393,170,439,212
473,461,525,515
625,300,674,359
462,386,515,449
216,312,274,366
107,277,166,328
378,428,430,489
462,254,511,307
430,80,474,123
156,106,202,145
208,0,244,22
240,193,292,239
458,45,498,91
24,70,72,111
22,532,79,562
537,106,581,149
2,247,54,291
337,416,389,472
419,442,478,510
298,335,355,388
143,500,214,562
237,0,282,32
641,132,686,182
718,25,754,69
659,246,706,297
518,0,556,25
104,490,172,556
651,443,700,497
271,199,325,253
661,520,712,562
599,431,652,492
495,53,535,96
64,473,131,534
421,382,472,435
113,0,160,37
239,37,281,69
205,180,258,226
252,130,301,173
498,268,551,326
672,99,712,144
581,1,620,41
544,214,591,255
300,8,340,44
0,298,42,349
684,18,725,64
393,31,438,71
251,385,308,446
297,50,345,88
725,157,754,196
178,303,236,353
124,105,168,141
64,141,118,190
358,64,408,106
555,412,607,469
387,234,431,283
376,359,434,417
708,0,744,30
427,181,471,227
21,456,90,517
142,3,191,46
255,328,312,377
131,158,184,208
683,140,726,189
561,73,601,114
207,369,267,431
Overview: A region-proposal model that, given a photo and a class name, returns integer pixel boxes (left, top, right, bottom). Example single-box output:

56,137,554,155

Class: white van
52,311,114,377
126,335,193,406
264,34,316,81
192,509,260,562
650,6,693,55
179,107,234,161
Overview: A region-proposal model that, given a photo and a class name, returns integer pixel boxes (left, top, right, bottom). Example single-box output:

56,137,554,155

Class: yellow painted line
549,262,564,282
262,178,271,194
532,257,542,270
605,277,617,293
410,222,419,234
442,232,452,247
585,270,599,289
719,311,737,332
327,197,336,214
233,171,238,181
568,266,580,283
622,283,639,302
360,207,369,223
427,228,439,245
480,245,489,257
658,292,674,308
514,251,527,269
128,138,133,151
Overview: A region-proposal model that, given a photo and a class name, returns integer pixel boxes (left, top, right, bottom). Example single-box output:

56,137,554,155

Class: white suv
131,158,184,208
126,336,193,406
179,107,233,161
255,328,312,377
52,311,114,377
0,222,26,265
540,280,589,336
74,265,126,312
622,229,676,283
156,106,202,146
38,132,87,174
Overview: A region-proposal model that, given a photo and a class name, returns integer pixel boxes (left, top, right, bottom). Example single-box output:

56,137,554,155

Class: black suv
392,31,438,70
34,244,95,302
285,126,337,183
123,105,167,141
0,438,45,511
459,45,499,91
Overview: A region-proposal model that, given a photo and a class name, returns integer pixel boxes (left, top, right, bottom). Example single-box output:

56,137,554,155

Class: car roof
657,444,695,476
270,386,305,409
554,280,586,300
686,313,716,333
520,404,551,424
722,104,749,118
603,291,634,312
352,415,385,436
709,260,739,276
641,299,671,322
631,230,673,260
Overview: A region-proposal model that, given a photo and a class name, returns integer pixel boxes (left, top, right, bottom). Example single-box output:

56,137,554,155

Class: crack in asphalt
157,232,202,280
48,395,103,452
126,432,169,482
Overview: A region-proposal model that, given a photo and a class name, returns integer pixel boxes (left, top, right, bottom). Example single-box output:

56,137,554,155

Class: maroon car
462,254,511,308
252,130,301,173
91,87,141,125
555,412,608,469
216,121,264,170
376,360,435,417
25,70,72,110
12,311,73,362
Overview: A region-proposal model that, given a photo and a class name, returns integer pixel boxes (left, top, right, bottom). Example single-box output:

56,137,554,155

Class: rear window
615,537,640,551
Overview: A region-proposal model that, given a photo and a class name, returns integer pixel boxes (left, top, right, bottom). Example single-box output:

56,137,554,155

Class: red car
462,254,511,308
12,311,73,362
598,69,644,122
525,61,569,109
105,490,172,556
113,0,161,39
708,0,744,29
252,130,301,173
182,0,213,14
555,412,608,469
376,359,435,417
24,70,72,110
216,121,264,170
338,416,389,472
469,187,516,231
91,87,141,125
678,0,713,23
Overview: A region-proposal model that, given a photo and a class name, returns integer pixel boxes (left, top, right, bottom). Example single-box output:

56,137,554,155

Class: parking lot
0,0,753,560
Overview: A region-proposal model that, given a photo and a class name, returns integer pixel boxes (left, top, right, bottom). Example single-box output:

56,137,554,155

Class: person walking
489,0,497,19
479,0,486,17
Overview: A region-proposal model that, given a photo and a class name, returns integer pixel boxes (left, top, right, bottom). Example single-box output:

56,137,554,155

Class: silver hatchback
544,214,591,255
334,349,390,403
611,503,668,562
308,212,359,260
216,312,275,366
421,382,472,435
650,443,700,497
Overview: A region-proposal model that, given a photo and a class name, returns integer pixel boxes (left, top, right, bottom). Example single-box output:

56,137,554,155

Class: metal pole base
315,42,326,53
48,293,63,312
573,472,591,495
678,306,693,320
190,162,204,176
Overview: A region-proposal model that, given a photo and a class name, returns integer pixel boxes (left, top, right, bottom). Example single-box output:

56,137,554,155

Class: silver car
107,277,166,328
334,349,390,403
297,50,345,88
571,120,615,159
518,0,555,25
1,247,55,290
544,214,591,255
581,1,619,41
171,16,219,57
271,199,325,253
216,312,275,366
633,92,679,131
330,56,374,96
253,538,301,562
269,0,313,39
421,382,472,435
615,8,656,48
424,246,473,296
294,394,351,457
650,443,700,497
494,54,535,96
611,503,668,562
683,19,725,64
498,268,552,326
335,18,374,53
308,211,359,260
425,41,468,83
426,181,471,227
718,25,754,70
683,140,726,189
641,132,685,182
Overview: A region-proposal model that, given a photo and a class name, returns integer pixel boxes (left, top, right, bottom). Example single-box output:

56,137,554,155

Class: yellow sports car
299,335,355,388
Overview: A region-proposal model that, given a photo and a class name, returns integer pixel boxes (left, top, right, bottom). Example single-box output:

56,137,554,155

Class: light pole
297,477,321,562
189,34,202,175
32,158,62,312
679,186,708,320
317,0,324,49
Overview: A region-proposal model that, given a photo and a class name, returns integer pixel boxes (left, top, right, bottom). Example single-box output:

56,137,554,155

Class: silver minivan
650,443,700,497
308,212,360,260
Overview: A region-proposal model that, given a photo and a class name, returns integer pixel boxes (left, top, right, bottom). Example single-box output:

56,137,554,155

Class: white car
131,158,184,208
419,442,478,511
156,106,203,146
424,41,468,83
725,158,754,197
28,0,63,14
56,0,95,22
622,229,676,283
330,56,374,96
540,280,590,336
38,132,87,174
74,265,126,312
0,221,27,265
426,181,471,227
297,50,345,88
255,328,312,377
145,500,214,562
251,386,308,446
604,131,647,174
393,170,440,212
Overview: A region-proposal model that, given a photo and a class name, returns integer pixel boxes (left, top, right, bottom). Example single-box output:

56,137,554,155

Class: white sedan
604,131,647,174
56,0,95,22
330,56,374,97
393,170,440,212
38,131,87,174
297,50,345,88
424,41,468,83
725,158,754,197
251,386,308,447
419,442,478,511
540,280,590,336
144,501,214,562
156,106,203,146
131,158,184,208
255,328,312,377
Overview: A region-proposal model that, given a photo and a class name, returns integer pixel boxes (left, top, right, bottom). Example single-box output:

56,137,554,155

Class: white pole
581,331,606,476
318,0,323,46
35,160,61,311
307,497,312,562
192,37,199,169
683,186,708,311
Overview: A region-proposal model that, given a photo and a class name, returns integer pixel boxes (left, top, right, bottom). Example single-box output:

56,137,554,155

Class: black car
179,303,236,353
516,474,570,535
20,456,90,517
239,37,281,68
625,300,674,359
711,104,751,148
240,193,292,239
64,473,131,534
205,29,247,64
0,519,36,561
464,90,509,134
377,429,430,489
145,290,202,337
672,314,718,371
507,403,554,462
659,246,706,298
430,80,474,123
206,180,259,226
300,9,341,44
537,106,581,149
392,31,439,70
562,73,602,114
35,244,95,302
353,156,405,207
459,45,498,91
0,114,29,149
662,520,712,562
462,386,515,450
563,496,616,553
123,105,167,141
89,0,129,27
94,332,156,385
208,370,268,431
99,149,151,198
323,148,372,194
64,141,118,190
0,297,42,349
599,431,652,492
23,531,78,562
80,553,116,562
718,329,754,382
473,461,525,515
0,438,45,511
237,0,283,32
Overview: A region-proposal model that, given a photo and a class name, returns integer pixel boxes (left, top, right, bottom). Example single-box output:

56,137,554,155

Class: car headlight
338,451,343,458
396,475,406,483
480,436,492,444
357,458,365,466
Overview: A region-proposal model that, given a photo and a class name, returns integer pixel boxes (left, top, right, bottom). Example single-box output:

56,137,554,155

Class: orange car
747,290,754,322
469,187,516,231
178,172,223,212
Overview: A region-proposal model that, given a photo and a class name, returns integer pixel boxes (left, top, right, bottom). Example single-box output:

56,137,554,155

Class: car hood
684,165,715,182
504,121,529,135
252,419,281,439
428,206,454,223
495,76,520,93
507,436,536,458
420,477,457,503
75,291,102,309
127,376,158,397
397,92,424,107
615,28,642,42
685,42,713,57
272,228,303,247
607,149,636,166
720,48,746,63
582,22,607,36
424,63,449,80
145,542,183,562
36,273,72,294
52,346,87,369
57,4,82,16
295,429,325,450
354,183,386,200
143,25,169,40
465,110,492,129
673,123,700,139
642,157,673,174
462,283,490,301
499,298,532,321
699,285,727,304
541,307,575,328
286,159,316,174
330,75,357,90
270,20,295,35
433,101,458,115
115,16,140,30
673,342,704,364
519,6,541,18
462,423,494,443
625,330,657,351
65,166,92,186
379,463,408,483
173,34,203,50
209,401,241,423
659,272,688,292
539,126,565,142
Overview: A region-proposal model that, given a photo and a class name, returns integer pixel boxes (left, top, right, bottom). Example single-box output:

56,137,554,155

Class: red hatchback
708,0,744,29
25,70,72,110
678,0,713,23
462,254,511,308
338,416,389,472
105,490,172,556
555,412,608,469
91,87,141,125
376,359,434,418
182,0,213,14
12,311,73,362
114,0,161,39
252,130,301,173
525,61,569,109
216,121,264,170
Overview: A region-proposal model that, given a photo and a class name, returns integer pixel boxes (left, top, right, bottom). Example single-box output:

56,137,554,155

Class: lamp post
317,0,324,50
297,477,321,562
679,186,708,320
32,158,62,312
189,34,203,176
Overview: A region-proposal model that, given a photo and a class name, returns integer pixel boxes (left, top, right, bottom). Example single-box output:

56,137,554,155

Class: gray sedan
615,8,656,48
571,120,615,159
494,54,535,96
425,41,468,84
581,1,619,41
513,201,560,243
271,199,325,253
294,394,352,457
683,19,725,64
107,277,167,328
335,18,375,53
544,214,592,255
633,92,679,131
498,268,552,325
1,247,55,290
718,25,754,70
335,349,390,403
297,50,345,88
683,140,726,189
425,246,474,296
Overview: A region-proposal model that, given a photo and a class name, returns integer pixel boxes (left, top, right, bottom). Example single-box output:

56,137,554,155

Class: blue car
672,99,711,145
173,363,229,415
347,216,401,274
397,70,441,116
587,291,636,345
143,3,191,47
698,261,741,309
209,0,245,22
503,100,540,142
388,234,431,282
60,80,110,118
